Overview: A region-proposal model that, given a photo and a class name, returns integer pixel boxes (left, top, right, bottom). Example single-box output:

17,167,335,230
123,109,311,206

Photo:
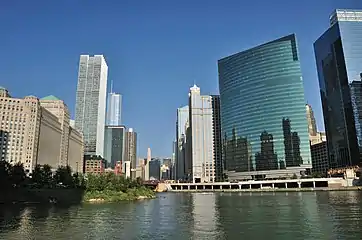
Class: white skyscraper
189,85,215,183
107,90,122,126
75,55,108,157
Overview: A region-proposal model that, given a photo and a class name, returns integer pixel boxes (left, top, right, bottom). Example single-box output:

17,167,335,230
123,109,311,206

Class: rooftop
41,95,61,101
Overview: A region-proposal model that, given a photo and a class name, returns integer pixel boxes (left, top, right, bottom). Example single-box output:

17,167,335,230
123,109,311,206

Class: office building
40,95,70,166
0,88,84,173
175,105,189,180
306,104,327,145
68,127,84,173
149,158,161,180
125,128,137,178
189,85,215,183
211,95,223,181
124,160,131,178
311,141,329,175
314,9,362,168
104,125,126,168
306,104,317,137
84,155,106,175
107,91,122,126
145,147,151,180
75,55,108,157
218,34,311,180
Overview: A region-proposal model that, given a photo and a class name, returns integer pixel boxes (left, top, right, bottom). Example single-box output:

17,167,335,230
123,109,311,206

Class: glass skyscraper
107,92,122,126
218,34,311,180
104,125,126,168
314,9,362,168
75,55,108,157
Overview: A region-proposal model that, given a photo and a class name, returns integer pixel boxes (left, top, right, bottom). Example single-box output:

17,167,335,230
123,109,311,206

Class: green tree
0,160,12,189
31,164,53,187
54,166,73,186
10,162,26,187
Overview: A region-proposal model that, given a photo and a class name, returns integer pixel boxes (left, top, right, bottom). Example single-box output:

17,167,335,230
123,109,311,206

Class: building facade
306,104,317,137
175,105,189,180
218,34,311,180
314,9,362,168
189,85,215,183
40,95,70,166
149,158,161,180
311,141,329,175
125,128,137,178
75,55,108,157
107,92,122,126
0,88,84,173
104,125,126,168
211,95,223,181
68,127,84,173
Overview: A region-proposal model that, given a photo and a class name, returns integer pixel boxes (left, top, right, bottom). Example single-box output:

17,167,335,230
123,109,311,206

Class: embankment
0,188,84,204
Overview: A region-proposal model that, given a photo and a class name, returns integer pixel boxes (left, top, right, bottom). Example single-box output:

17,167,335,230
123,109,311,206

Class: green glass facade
218,34,311,179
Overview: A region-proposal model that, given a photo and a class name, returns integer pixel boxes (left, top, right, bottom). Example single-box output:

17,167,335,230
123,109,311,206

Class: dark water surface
1,191,362,239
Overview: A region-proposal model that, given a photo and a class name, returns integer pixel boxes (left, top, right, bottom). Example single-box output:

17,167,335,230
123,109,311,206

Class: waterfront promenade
158,178,361,192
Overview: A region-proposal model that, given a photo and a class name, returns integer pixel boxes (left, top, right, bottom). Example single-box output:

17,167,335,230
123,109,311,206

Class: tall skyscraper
75,55,108,157
189,85,215,183
104,125,126,168
211,95,223,181
218,34,311,180
314,9,362,168
125,128,137,178
107,92,122,126
306,104,317,137
175,105,189,180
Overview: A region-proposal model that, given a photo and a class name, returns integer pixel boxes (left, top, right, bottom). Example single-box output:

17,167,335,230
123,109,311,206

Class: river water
1,191,362,239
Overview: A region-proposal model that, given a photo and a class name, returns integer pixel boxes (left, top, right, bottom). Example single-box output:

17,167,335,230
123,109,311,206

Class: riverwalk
156,178,361,192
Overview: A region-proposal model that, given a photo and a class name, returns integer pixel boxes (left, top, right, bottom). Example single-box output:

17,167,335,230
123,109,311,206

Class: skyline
1,1,362,157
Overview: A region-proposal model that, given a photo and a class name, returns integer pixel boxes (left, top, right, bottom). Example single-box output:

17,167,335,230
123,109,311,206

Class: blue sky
1,0,361,158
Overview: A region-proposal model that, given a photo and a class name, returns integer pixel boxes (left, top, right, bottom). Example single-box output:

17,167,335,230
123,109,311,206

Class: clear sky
1,0,361,158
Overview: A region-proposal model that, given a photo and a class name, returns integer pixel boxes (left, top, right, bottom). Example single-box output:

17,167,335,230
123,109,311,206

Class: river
1,191,362,239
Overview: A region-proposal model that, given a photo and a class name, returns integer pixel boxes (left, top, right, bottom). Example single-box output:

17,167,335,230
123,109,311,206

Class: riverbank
0,188,84,205
169,186,362,193
83,187,156,203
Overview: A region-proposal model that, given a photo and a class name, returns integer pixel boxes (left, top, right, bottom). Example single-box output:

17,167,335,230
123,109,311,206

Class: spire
110,80,113,93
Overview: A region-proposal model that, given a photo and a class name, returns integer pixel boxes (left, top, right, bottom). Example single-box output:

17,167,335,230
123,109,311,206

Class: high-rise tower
75,55,108,157
218,34,311,180
306,104,317,137
125,128,137,179
107,87,122,126
314,9,362,168
189,85,215,183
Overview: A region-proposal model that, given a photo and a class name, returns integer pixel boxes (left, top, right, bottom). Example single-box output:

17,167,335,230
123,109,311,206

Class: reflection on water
191,193,224,240
0,192,362,239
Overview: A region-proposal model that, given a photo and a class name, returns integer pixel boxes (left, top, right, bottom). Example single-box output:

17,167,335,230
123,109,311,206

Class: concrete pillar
298,182,301,188
260,184,263,189
203,185,205,190
285,182,288,188
313,181,316,188
211,185,214,190
239,185,241,189
220,185,223,190
188,185,190,190
249,184,252,189
272,183,275,189
229,185,232,189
